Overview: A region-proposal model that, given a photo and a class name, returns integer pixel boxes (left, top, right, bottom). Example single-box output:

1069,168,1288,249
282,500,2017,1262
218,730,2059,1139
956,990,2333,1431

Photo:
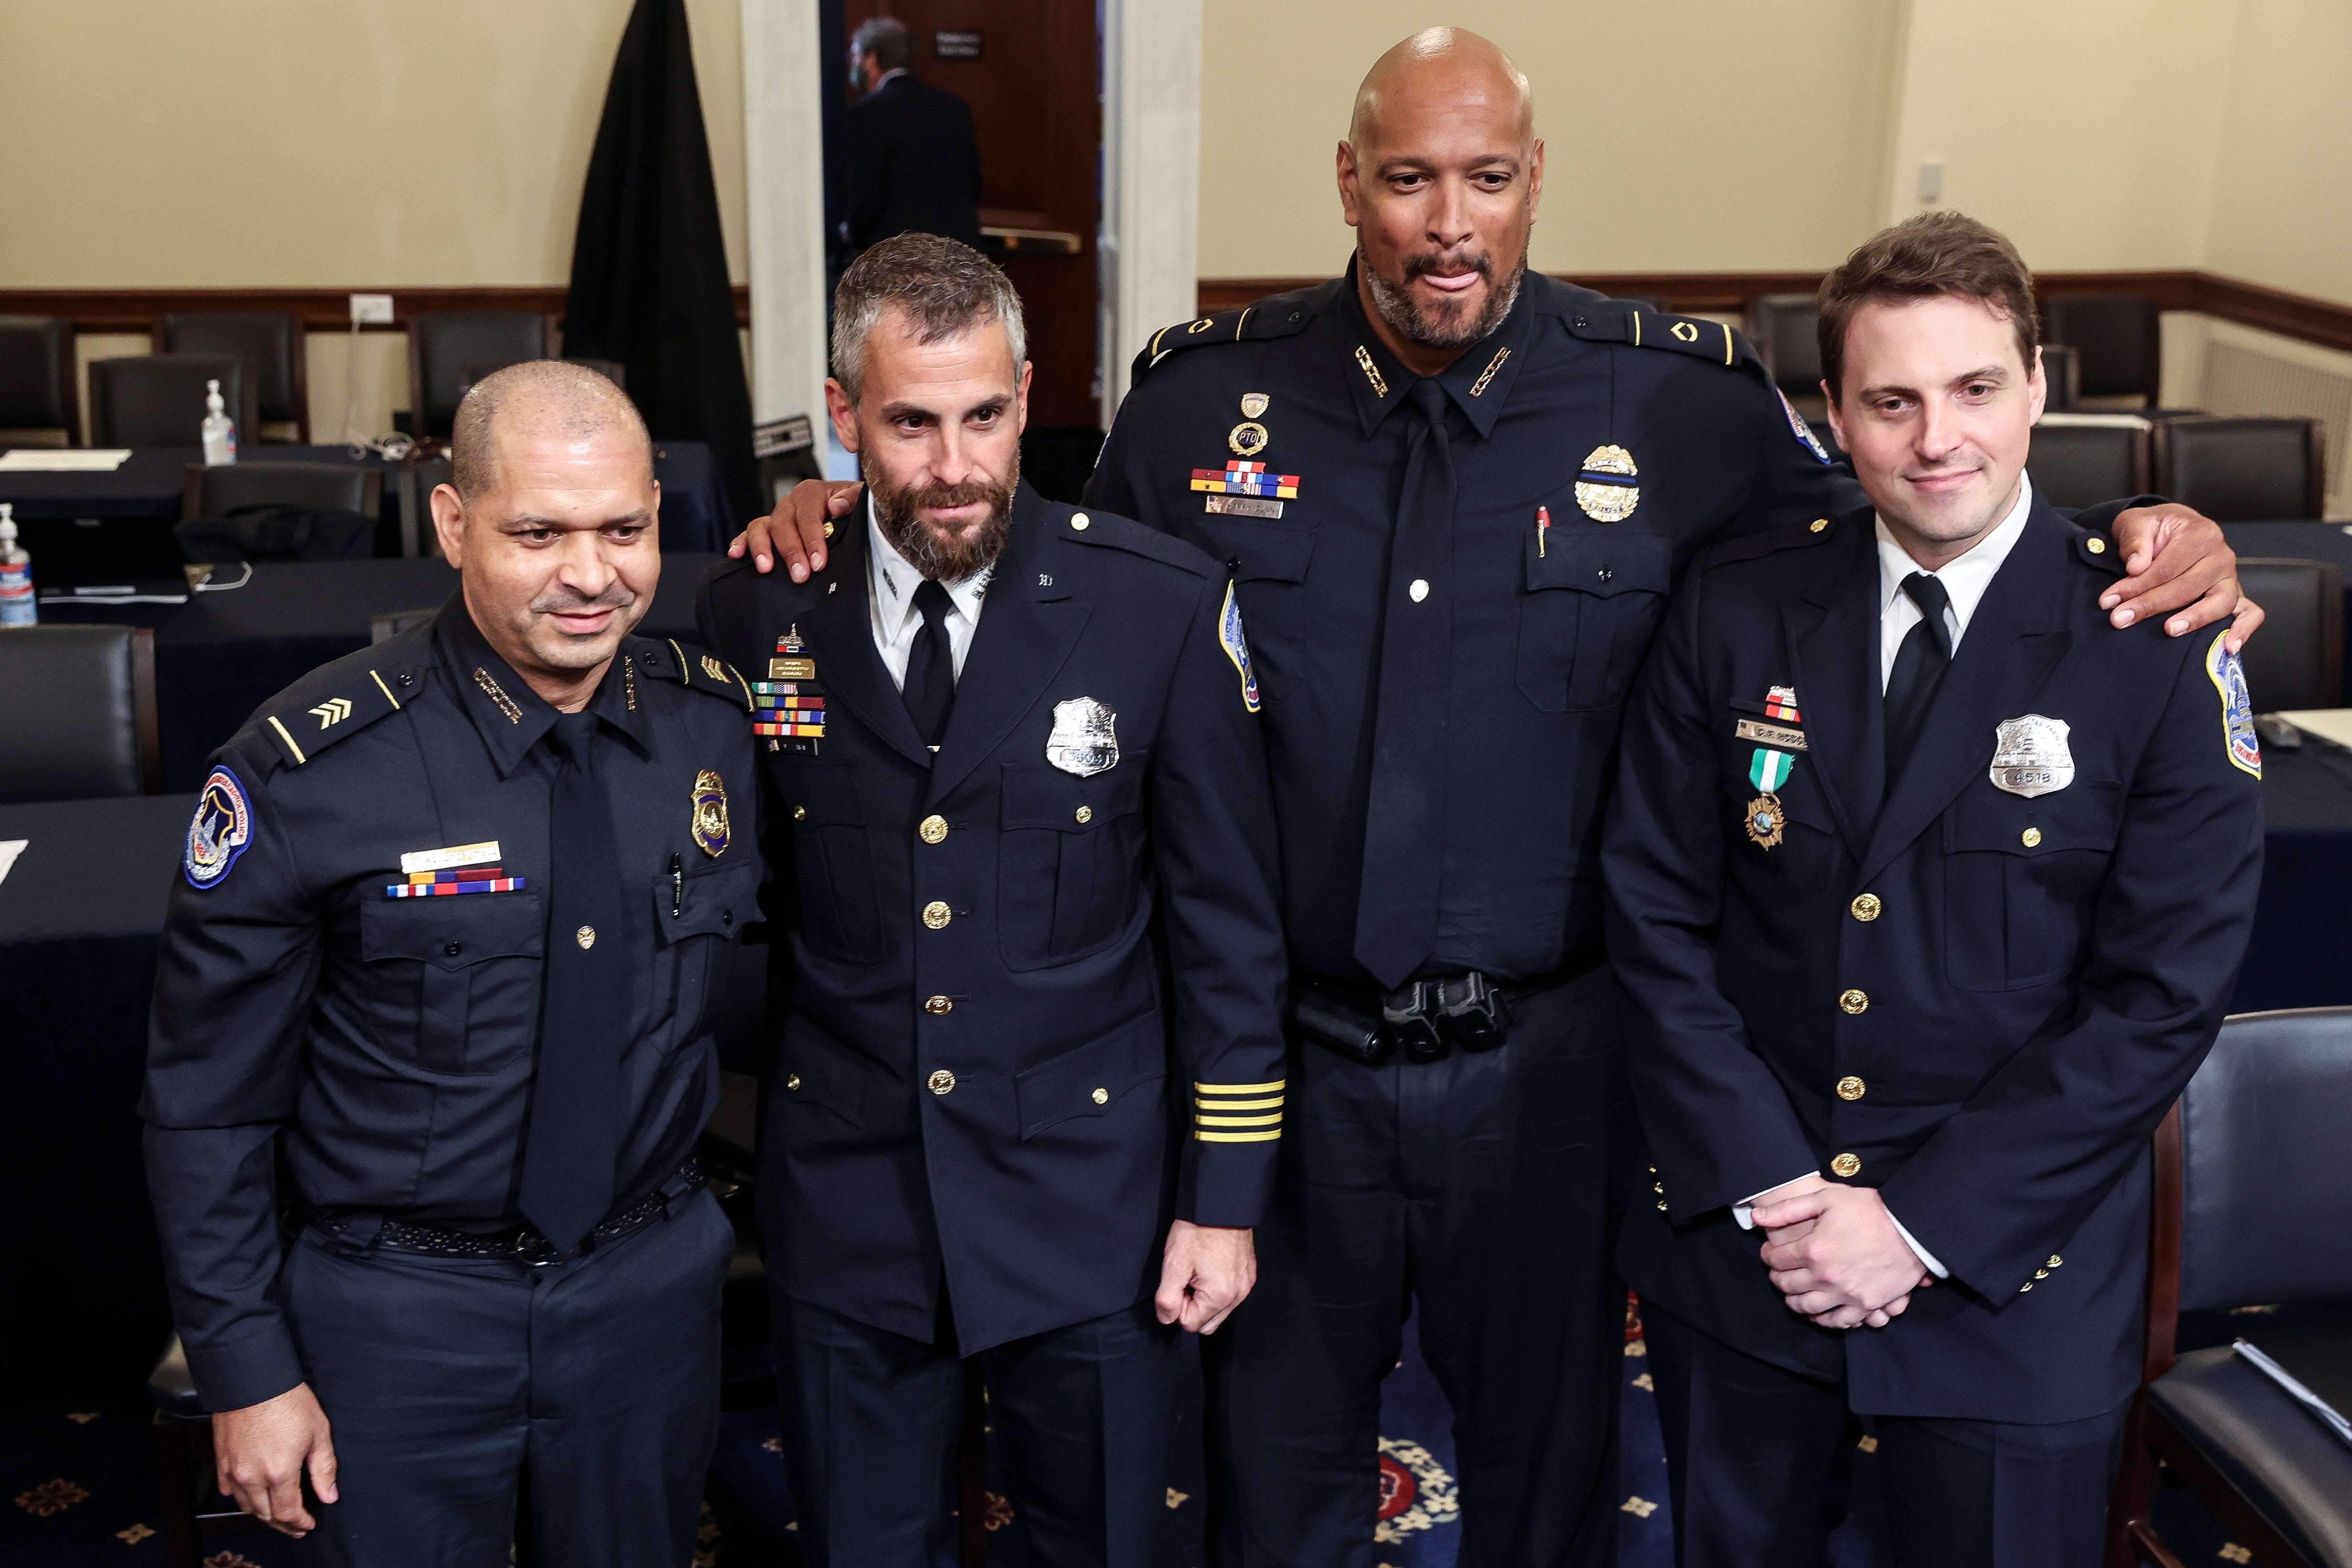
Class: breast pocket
1941,781,2124,991
998,757,1149,972
1516,532,1674,712
1192,518,1314,705
358,891,544,1074
772,757,882,961
649,860,759,1042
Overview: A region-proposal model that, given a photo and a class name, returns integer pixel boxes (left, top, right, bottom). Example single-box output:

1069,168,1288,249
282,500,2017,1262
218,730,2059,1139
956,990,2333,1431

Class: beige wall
0,0,748,288
2203,0,2352,306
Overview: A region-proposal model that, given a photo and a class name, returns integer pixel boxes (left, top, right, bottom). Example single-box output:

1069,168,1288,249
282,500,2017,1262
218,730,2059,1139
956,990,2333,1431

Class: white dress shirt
1731,477,2037,1283
866,497,990,691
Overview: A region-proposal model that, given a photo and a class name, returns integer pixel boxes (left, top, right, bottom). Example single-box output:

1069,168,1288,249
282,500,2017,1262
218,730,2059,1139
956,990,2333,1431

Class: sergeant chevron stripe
1193,1078,1285,1142
310,697,353,728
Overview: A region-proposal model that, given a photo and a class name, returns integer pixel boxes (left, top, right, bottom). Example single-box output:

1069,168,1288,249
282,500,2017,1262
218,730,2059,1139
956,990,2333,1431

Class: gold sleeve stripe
1195,1096,1284,1110
1195,1080,1286,1095
1197,1112,1282,1127
266,715,308,764
1196,1129,1281,1143
1631,311,1642,347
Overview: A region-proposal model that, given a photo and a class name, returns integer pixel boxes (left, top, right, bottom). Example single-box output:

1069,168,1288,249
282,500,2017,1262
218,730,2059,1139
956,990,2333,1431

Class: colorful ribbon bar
385,876,525,898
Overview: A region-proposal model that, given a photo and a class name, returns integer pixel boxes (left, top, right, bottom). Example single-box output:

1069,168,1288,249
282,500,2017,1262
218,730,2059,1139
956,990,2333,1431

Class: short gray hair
830,233,1027,405
851,16,913,72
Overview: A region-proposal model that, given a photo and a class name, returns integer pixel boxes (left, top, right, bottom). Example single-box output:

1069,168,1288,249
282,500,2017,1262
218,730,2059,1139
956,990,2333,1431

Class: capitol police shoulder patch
185,766,254,888
1777,388,1833,465
2205,630,2261,778
1220,581,1261,713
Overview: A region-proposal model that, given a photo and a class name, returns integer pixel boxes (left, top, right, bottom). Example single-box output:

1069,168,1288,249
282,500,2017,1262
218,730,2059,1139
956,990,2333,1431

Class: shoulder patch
1777,388,1833,465
635,636,754,711
1060,507,1219,578
2206,630,2262,778
1219,580,1261,714
1131,282,1328,383
184,766,254,888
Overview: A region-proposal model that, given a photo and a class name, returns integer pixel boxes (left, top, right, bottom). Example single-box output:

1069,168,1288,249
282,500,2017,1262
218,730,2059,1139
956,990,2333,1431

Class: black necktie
519,712,625,1254
902,579,956,747
1884,572,1954,788
1353,380,1457,988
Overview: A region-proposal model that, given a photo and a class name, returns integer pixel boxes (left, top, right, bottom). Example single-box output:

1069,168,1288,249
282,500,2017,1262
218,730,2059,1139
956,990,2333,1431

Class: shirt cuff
1886,1210,1951,1279
1733,1171,1821,1231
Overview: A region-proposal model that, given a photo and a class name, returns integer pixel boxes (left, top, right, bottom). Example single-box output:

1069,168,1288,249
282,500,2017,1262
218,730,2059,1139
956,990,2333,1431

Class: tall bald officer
699,235,1287,1565
143,363,756,1565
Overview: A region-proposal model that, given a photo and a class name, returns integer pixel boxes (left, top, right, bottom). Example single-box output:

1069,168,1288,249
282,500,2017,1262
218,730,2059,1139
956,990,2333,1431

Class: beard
1362,248,1527,352
865,449,1018,584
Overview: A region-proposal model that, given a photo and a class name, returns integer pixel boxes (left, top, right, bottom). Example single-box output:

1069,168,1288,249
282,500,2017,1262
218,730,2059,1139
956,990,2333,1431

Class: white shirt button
1408,579,1430,603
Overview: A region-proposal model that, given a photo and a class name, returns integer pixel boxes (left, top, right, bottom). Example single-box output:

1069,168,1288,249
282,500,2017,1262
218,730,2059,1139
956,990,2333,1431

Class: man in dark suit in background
699,234,1286,1565
841,17,984,257
1605,212,2264,1568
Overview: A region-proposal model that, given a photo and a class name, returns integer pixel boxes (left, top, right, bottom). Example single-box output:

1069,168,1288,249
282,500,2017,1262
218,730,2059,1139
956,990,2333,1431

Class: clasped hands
1748,1176,1930,1332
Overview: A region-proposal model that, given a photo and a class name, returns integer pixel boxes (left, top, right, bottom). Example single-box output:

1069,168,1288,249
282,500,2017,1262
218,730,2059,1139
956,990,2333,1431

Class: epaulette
632,635,755,711
1700,511,1846,572
1565,304,1763,376
1131,286,1322,383
250,622,433,770
1056,504,1217,578
2065,520,2127,578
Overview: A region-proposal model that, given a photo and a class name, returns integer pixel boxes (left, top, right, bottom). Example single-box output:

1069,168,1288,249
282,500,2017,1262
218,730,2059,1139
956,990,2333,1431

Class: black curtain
565,0,758,525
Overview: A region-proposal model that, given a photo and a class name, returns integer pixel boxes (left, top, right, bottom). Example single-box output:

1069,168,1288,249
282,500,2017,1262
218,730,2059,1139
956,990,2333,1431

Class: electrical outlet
1918,161,1944,204
349,293,394,325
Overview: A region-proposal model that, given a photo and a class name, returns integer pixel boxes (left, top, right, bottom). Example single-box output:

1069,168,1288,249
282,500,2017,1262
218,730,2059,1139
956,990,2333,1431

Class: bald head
1349,28,1533,156
450,359,651,501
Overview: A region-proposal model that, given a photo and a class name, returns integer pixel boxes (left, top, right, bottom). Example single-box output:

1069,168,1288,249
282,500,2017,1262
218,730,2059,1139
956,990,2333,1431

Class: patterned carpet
2,1300,2300,1566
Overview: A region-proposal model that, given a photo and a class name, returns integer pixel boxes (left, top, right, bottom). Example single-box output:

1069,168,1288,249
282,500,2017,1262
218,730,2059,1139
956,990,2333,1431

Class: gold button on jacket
786,1072,802,1091
927,1068,957,1095
1836,1075,1866,1101
1830,1152,1862,1177
1839,988,1869,1014
1850,893,1881,922
2022,827,2043,848
1090,1087,1110,1105
918,814,948,844
923,901,952,930
924,995,953,1015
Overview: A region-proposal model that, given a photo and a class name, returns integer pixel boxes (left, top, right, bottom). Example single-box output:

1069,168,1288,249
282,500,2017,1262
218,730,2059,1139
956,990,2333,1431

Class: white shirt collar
1874,472,2034,639
867,495,990,633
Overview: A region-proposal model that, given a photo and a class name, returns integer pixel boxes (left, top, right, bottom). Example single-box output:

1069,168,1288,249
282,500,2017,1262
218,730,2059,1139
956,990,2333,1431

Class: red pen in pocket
1537,505,1551,557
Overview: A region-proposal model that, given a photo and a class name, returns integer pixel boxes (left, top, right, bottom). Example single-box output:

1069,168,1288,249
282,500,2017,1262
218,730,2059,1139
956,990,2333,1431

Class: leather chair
2030,414,2153,509
407,311,553,439
2043,294,2162,405
1745,292,1823,398
183,460,381,523
2041,343,2082,413
87,354,261,449
2107,1009,2352,1568
0,313,79,445
154,311,309,442
0,626,160,803
2155,416,2328,522
2233,559,2344,712
179,461,383,563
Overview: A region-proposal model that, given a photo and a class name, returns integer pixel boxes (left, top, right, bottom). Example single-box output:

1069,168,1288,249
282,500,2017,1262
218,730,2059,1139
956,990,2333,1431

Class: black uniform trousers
773,1289,1181,1567
281,1190,734,1567
1642,1301,2129,1568
1205,966,1630,1568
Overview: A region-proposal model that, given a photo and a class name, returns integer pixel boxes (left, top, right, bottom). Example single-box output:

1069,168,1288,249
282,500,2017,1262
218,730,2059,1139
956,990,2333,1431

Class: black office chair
563,356,627,391
2043,294,2162,405
408,311,553,439
177,461,383,563
1745,293,1823,399
2030,415,2153,509
87,354,261,449
2233,559,2344,712
0,313,79,445
154,311,309,442
2107,1008,2352,1568
0,626,160,803
2155,417,2328,523
2041,343,2082,413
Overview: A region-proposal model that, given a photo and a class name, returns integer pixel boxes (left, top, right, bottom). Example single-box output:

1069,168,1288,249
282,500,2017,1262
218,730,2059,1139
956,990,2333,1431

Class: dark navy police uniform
698,481,1286,1566
1086,263,1860,1567
1605,497,2262,1567
144,599,759,1567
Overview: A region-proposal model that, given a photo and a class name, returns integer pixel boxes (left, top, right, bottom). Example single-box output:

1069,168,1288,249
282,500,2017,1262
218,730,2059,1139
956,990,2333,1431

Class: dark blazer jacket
842,72,984,253
1606,495,2263,1422
697,484,1287,1354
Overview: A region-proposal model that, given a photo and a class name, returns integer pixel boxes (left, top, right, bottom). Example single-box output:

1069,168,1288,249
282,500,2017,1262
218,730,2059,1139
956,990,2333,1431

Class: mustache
1402,249,1494,287
896,476,1008,519
530,584,637,616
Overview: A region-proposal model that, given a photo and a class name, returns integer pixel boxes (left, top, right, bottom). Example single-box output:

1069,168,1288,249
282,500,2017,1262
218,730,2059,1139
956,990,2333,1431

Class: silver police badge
1046,697,1119,777
1990,715,2074,797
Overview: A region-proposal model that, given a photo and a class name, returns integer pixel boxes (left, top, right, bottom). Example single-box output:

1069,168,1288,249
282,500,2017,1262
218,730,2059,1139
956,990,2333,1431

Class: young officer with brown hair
1606,213,2264,1568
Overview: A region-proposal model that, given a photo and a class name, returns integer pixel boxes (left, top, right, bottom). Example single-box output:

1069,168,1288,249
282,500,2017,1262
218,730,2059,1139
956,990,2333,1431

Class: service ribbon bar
386,875,524,898
1192,1078,1286,1142
1189,461,1300,500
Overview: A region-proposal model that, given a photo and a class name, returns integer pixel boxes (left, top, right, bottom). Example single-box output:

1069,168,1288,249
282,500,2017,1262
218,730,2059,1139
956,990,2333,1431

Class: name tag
400,841,500,875
1735,719,1807,751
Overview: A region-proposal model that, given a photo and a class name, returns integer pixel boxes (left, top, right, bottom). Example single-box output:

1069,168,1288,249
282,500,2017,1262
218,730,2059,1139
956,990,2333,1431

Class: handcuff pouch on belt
1290,973,1513,1066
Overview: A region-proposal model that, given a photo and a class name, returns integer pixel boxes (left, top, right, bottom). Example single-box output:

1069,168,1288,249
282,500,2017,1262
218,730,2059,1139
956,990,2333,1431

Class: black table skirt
2233,743,2352,1013
40,554,724,791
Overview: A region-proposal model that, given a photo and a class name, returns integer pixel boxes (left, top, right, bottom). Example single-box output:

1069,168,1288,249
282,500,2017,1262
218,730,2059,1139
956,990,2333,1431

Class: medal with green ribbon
1744,684,1800,849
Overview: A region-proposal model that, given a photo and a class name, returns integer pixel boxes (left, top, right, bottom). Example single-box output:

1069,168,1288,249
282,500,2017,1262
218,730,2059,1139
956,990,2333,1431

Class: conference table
39,553,725,791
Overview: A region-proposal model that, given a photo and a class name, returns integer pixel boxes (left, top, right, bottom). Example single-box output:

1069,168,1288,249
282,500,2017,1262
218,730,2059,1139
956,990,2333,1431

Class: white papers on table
0,448,133,471
2278,710,2352,750
0,840,26,887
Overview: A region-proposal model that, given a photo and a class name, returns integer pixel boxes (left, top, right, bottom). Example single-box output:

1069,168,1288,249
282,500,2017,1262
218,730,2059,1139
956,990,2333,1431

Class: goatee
1362,250,1526,352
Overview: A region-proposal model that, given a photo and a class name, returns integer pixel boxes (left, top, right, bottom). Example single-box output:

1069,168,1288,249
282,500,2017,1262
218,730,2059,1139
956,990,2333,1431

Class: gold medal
1575,444,1639,523
1229,420,1270,459
1744,792,1785,849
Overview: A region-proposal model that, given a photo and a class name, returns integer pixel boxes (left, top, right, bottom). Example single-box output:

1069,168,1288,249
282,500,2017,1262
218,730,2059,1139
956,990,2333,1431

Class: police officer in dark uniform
699,235,1286,1564
731,32,2251,1567
143,362,757,1565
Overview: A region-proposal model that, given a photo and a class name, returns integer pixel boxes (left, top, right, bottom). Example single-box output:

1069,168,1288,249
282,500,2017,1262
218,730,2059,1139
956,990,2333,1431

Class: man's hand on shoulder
2103,502,2263,651
1752,1184,1929,1331
213,1381,338,1536
1155,1220,1257,1335
728,479,863,581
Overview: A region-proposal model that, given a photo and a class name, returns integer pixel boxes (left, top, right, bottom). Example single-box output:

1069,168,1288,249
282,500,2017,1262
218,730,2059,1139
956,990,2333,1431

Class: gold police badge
692,770,731,856
1575,445,1639,522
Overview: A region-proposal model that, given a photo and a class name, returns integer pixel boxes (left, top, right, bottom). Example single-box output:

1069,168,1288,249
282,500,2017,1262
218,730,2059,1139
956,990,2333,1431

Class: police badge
692,770,731,856
1045,698,1119,777
1574,445,1639,522
1989,715,2075,797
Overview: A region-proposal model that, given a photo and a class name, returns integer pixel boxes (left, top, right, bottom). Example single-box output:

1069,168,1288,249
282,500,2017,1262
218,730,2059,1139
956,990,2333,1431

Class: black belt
1288,949,1603,1066
311,1156,707,1265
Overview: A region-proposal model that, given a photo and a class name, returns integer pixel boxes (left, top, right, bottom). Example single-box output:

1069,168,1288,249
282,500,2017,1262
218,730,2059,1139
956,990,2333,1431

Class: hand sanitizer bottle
201,379,238,465
0,505,35,627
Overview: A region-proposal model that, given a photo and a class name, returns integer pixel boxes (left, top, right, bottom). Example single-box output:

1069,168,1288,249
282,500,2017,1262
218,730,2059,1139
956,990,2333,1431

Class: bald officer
144,362,756,1565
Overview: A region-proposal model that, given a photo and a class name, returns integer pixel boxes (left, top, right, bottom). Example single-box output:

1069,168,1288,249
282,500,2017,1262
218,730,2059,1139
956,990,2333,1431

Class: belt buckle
1383,981,1449,1063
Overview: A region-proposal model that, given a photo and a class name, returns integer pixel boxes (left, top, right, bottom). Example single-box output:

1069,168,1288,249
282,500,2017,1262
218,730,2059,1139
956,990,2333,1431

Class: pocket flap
1943,780,2123,856
1525,531,1673,598
1013,1014,1168,1138
651,860,760,947
778,758,863,828
1195,519,1314,584
1000,757,1147,833
361,890,544,970
780,1018,872,1127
